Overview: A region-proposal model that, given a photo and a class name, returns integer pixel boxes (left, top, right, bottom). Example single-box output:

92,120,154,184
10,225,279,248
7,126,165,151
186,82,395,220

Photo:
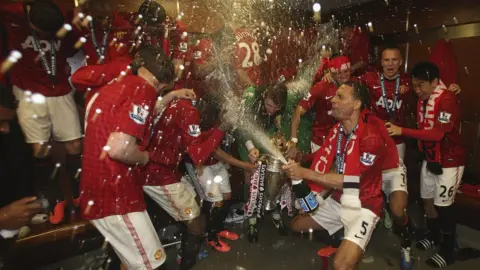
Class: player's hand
285,141,298,159
244,162,259,174
171,88,196,100
448,84,461,95
322,72,334,83
0,197,43,230
195,165,205,177
399,85,409,94
248,148,260,163
385,122,402,136
282,159,306,180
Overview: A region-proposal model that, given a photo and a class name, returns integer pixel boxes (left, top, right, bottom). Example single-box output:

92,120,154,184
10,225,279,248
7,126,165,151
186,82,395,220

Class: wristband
245,140,255,151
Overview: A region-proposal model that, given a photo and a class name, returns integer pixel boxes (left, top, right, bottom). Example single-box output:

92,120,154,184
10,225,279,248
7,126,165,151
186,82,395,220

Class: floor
39,205,480,270
186,218,480,270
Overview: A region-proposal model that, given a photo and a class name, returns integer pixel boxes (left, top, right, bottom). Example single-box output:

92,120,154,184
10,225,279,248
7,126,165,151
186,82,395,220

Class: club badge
360,152,376,166
188,125,201,137
438,111,452,123
129,104,149,125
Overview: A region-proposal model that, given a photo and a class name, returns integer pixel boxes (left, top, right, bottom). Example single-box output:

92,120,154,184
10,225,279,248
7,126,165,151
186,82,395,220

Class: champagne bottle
292,179,319,213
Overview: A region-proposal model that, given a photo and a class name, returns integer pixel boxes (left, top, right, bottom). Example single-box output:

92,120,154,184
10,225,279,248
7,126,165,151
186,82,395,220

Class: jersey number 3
238,42,262,68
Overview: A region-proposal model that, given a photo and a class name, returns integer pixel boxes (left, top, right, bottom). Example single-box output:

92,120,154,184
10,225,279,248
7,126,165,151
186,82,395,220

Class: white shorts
91,211,165,270
311,141,321,153
311,197,379,251
420,161,464,206
13,86,82,144
143,179,200,221
396,143,406,161
382,164,408,198
196,162,231,202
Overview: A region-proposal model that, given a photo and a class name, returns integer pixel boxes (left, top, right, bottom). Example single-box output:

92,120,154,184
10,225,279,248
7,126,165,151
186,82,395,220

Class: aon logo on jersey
21,36,61,52
376,97,402,110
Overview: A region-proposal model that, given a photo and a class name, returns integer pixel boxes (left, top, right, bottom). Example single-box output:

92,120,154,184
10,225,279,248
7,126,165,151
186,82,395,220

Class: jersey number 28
238,42,262,68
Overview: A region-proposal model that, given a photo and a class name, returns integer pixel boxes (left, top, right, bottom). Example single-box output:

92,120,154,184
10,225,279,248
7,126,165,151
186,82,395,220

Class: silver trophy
264,155,287,211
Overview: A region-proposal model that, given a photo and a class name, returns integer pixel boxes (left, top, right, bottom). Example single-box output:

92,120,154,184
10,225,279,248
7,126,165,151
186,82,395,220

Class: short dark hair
381,44,402,56
342,81,370,110
411,61,440,82
138,0,166,26
29,0,64,32
265,82,288,109
133,45,175,84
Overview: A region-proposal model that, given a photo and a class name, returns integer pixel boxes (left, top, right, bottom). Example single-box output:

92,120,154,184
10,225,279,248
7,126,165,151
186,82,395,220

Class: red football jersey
71,57,132,105
143,99,224,186
314,114,385,216
421,91,465,168
342,28,370,75
76,12,132,65
193,38,213,67
80,74,157,220
171,20,190,60
265,33,297,84
234,28,262,86
200,128,221,166
360,72,411,144
1,3,77,97
370,114,400,171
298,81,337,146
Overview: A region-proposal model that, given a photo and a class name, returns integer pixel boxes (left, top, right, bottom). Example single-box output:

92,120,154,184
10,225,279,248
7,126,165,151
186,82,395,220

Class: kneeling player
284,82,387,269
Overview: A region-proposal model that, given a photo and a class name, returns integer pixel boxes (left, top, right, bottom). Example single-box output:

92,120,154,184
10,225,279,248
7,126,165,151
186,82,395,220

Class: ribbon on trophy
244,161,267,218
279,184,295,217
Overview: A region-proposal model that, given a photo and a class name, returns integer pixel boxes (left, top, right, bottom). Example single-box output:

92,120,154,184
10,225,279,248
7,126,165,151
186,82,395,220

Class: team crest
184,208,193,216
438,111,452,123
179,42,188,52
129,104,149,125
188,125,201,137
194,50,202,59
360,152,376,166
207,192,214,198
154,249,164,260
278,75,286,83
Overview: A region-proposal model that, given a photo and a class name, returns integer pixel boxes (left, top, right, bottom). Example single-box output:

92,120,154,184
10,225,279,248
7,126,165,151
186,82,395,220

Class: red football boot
49,200,66,224
207,237,231,252
217,230,239,241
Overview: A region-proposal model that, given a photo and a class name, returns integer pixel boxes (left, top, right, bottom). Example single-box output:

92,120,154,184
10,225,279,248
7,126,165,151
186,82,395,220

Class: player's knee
64,138,82,155
389,196,407,219
423,199,436,217
33,143,56,158
186,214,206,236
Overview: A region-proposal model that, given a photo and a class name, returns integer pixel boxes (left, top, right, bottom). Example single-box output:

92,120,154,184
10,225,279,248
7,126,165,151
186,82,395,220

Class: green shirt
236,86,313,161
